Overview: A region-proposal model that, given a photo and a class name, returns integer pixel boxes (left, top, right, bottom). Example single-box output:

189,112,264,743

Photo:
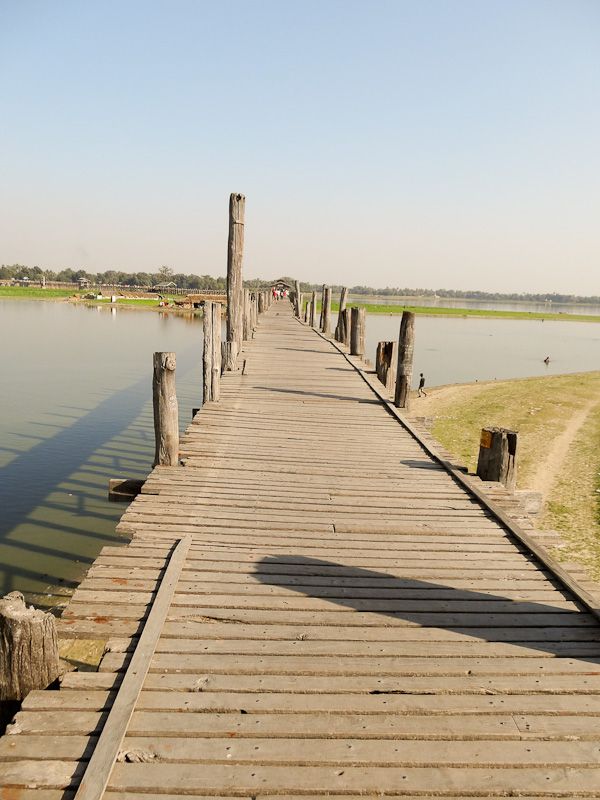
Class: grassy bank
414,371,600,577
0,286,185,309
0,286,76,299
332,302,600,322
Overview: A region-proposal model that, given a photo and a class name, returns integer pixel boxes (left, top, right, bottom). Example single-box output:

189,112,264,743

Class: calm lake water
0,300,204,609
1,299,599,606
365,315,600,386
351,295,600,316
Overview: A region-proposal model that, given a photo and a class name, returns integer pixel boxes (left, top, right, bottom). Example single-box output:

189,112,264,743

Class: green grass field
333,302,600,323
0,286,76,299
0,286,184,308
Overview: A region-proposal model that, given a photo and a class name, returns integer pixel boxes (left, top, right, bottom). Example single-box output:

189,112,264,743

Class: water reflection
0,300,202,608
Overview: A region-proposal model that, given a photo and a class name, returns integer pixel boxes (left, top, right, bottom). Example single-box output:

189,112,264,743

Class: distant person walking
418,373,427,397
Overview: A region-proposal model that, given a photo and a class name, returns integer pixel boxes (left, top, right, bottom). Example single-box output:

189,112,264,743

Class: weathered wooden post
350,307,365,357
0,592,60,701
243,288,251,341
153,351,179,466
211,302,222,400
203,301,214,403
309,291,317,326
319,284,325,328
335,287,348,341
394,311,415,410
322,286,332,336
294,280,301,317
226,192,245,369
376,340,398,392
477,427,518,492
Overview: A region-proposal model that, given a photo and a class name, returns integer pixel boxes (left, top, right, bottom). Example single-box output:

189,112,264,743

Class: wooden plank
72,536,192,800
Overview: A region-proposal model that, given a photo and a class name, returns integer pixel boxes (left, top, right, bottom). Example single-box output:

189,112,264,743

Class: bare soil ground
411,372,600,577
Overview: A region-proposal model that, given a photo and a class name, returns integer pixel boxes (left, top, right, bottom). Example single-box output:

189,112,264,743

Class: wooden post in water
335,287,348,341
226,192,245,369
309,291,317,326
394,311,415,410
294,280,301,317
153,351,179,466
322,286,332,336
376,340,398,392
350,307,365,357
203,301,214,403
211,302,222,400
0,592,60,701
477,427,518,492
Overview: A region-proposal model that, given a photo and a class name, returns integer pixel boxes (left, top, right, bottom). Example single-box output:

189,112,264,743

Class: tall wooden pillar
335,287,348,341
309,291,317,326
153,352,179,466
350,307,365,357
226,192,245,369
211,302,222,401
322,286,332,336
394,311,415,410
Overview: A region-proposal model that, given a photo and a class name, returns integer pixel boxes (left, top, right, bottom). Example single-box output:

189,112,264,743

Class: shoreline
3,289,600,323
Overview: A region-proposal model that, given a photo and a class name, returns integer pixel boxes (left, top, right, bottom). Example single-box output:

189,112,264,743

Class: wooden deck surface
2,302,600,798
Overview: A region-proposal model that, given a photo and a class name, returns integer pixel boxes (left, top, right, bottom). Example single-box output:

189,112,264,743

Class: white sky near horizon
1,0,599,295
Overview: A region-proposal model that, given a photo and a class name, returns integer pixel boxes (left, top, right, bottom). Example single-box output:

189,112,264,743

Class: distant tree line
1,264,598,305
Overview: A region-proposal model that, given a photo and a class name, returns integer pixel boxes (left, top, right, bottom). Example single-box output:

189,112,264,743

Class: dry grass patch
413,371,600,574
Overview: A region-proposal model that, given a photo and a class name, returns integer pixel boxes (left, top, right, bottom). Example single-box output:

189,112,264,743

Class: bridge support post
226,192,245,370
477,427,518,492
376,340,398,392
350,307,365,357
0,592,59,701
153,352,179,466
294,280,301,317
203,301,214,403
309,291,317,327
335,287,348,341
243,289,251,341
322,286,332,336
394,311,415,410
211,302,222,401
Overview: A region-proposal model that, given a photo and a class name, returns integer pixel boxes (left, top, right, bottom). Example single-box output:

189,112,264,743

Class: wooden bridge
3,300,600,798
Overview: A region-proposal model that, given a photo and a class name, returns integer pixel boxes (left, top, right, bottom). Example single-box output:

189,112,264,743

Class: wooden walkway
3,302,600,798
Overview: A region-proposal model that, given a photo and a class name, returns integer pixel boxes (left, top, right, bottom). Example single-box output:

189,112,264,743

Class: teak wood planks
3,302,600,799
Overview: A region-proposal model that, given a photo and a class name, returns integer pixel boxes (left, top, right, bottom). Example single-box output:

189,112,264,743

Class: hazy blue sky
1,1,598,293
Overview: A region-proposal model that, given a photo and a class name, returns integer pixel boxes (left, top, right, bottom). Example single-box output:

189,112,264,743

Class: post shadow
255,555,600,661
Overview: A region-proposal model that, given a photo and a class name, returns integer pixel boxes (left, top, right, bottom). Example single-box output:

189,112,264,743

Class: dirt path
532,397,599,500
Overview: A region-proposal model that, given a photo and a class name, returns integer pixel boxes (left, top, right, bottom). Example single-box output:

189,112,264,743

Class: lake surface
0,300,204,609
365,315,600,387
1,299,599,607
351,295,600,316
